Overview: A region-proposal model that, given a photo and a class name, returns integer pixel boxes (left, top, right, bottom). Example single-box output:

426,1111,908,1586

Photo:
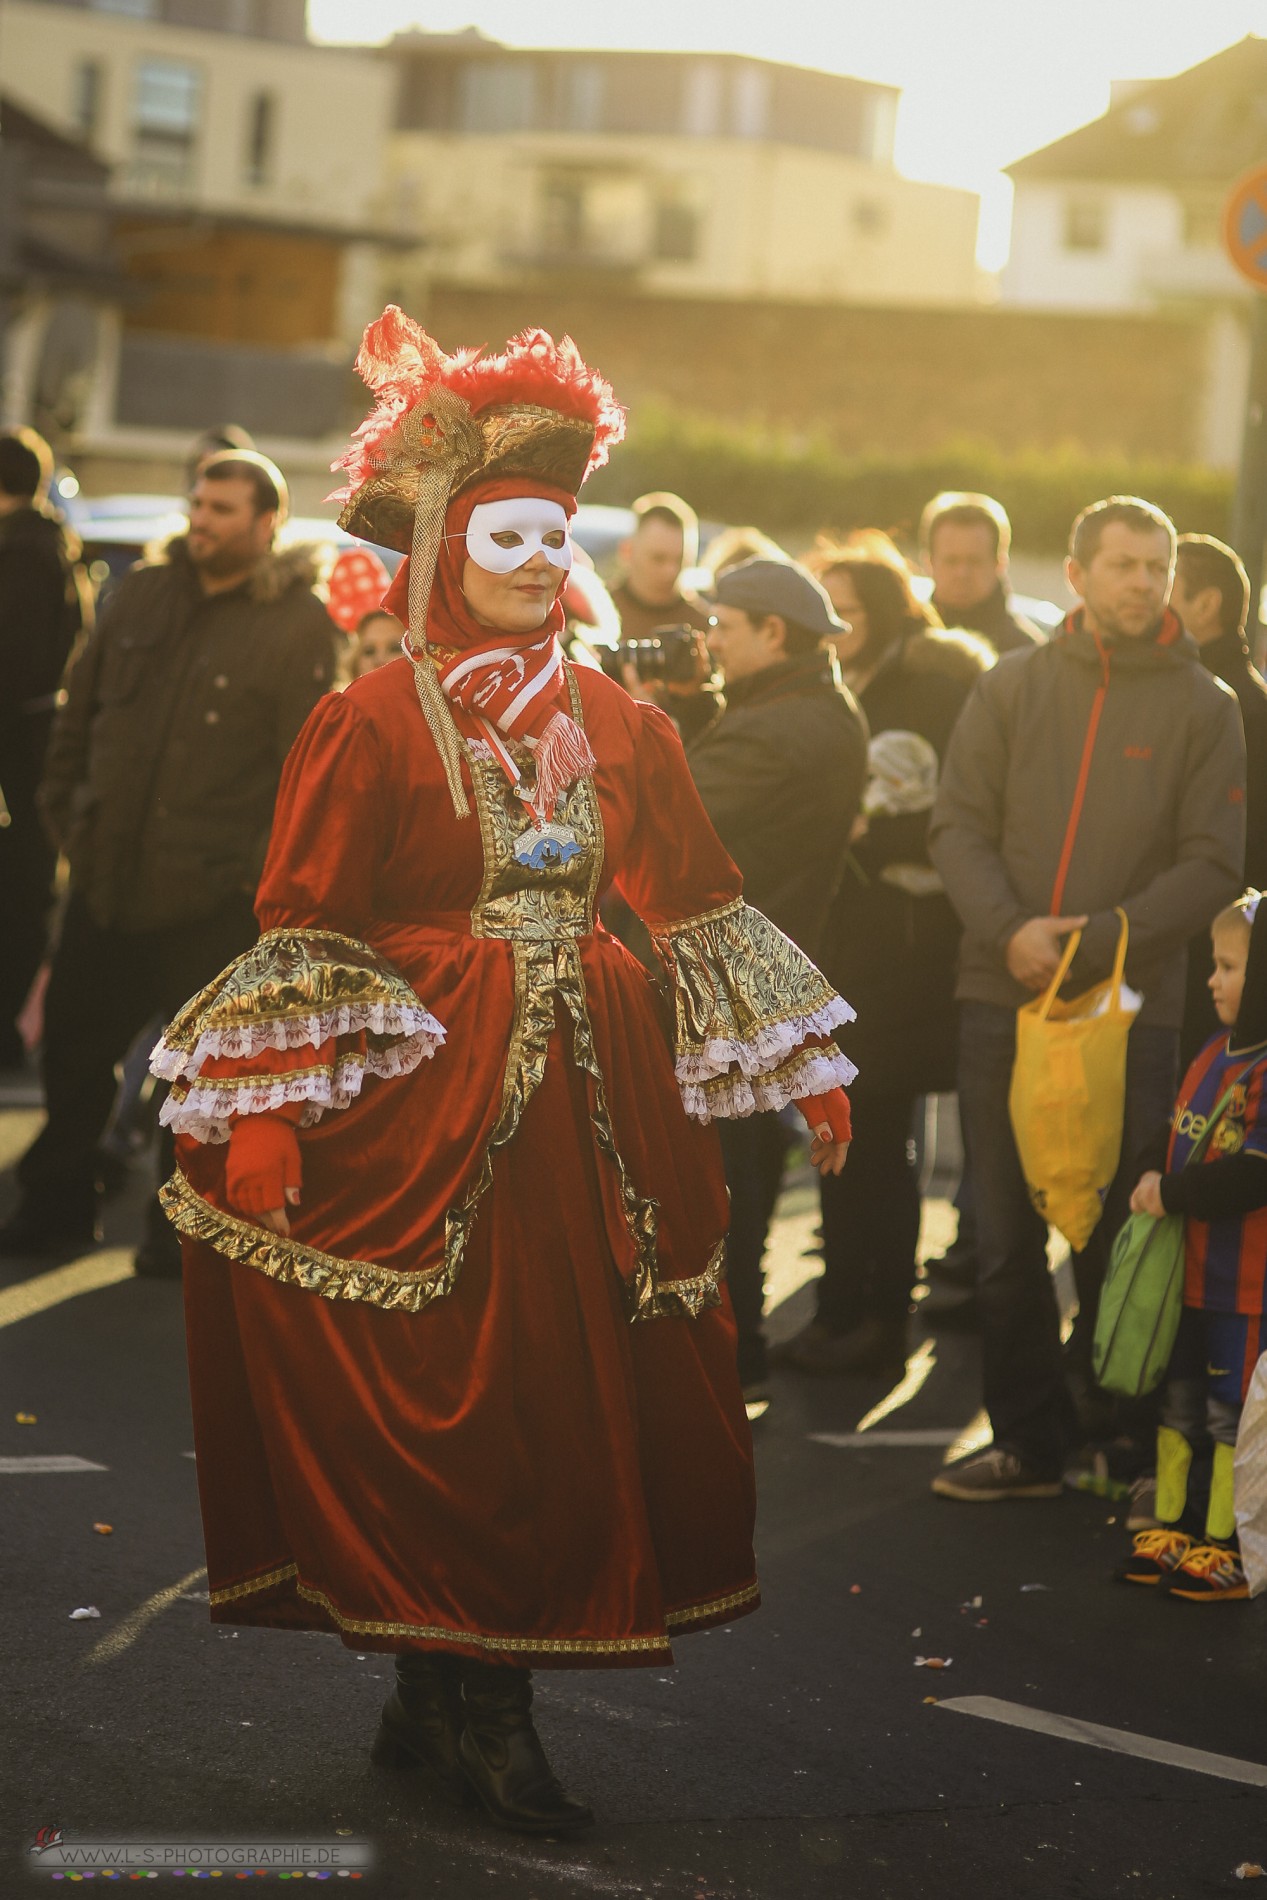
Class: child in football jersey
1120,891,1267,1600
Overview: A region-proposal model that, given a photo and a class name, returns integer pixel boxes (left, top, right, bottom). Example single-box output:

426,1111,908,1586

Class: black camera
603,623,706,687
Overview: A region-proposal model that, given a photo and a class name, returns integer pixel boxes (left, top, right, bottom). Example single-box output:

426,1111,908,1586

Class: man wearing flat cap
689,558,867,1399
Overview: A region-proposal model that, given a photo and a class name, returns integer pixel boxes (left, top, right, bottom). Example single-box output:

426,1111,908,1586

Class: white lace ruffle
150,1002,445,1083
674,996,855,1087
159,1032,435,1141
681,1045,858,1125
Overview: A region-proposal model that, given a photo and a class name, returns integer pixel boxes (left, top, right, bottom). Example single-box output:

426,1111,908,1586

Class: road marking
811,1429,960,1449
0,1250,135,1329
940,1696,1267,1788
0,1107,43,1167
853,1339,937,1432
84,1565,209,1667
0,1455,107,1474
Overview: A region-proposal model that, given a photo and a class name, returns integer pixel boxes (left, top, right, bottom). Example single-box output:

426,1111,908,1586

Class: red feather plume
330,307,625,501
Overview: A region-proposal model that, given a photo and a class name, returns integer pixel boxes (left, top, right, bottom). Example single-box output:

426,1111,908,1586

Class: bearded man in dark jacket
0,452,339,1268
0,428,84,1068
688,558,867,1396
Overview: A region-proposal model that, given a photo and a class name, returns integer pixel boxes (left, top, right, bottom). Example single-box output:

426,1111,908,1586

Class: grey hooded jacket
928,608,1246,1029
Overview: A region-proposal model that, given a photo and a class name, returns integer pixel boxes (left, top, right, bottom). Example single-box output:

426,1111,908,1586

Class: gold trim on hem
209,1562,299,1607
208,1562,759,1652
664,1581,761,1627
162,1170,460,1314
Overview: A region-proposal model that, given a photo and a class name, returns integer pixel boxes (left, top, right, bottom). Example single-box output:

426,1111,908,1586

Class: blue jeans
957,1002,1178,1475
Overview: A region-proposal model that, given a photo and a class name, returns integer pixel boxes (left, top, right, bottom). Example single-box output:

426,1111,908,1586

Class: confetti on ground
93,1523,113,1535
1235,1866,1265,1881
914,1657,952,1669
959,1595,983,1611
69,1606,101,1620
15,1412,36,1424
923,1696,939,1705
849,1584,862,1595
911,1627,922,1638
1020,1584,1051,1593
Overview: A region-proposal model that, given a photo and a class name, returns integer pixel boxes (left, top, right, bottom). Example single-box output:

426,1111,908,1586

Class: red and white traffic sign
1224,166,1267,291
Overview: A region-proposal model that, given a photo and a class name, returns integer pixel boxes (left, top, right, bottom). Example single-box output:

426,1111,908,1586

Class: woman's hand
225,1115,303,1236
1129,1171,1166,1218
797,1088,851,1178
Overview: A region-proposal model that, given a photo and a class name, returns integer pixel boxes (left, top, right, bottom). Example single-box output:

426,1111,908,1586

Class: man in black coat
688,559,867,1396
921,491,1042,655
0,452,339,1268
0,428,83,1069
1172,532,1267,1064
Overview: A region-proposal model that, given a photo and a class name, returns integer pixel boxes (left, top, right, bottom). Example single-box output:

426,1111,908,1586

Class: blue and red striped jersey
1168,1034,1267,1314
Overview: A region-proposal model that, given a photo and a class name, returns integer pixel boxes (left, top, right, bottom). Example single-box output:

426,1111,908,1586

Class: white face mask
465,497,574,576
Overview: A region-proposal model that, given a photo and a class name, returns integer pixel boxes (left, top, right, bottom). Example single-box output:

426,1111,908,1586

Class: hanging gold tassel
410,646,470,820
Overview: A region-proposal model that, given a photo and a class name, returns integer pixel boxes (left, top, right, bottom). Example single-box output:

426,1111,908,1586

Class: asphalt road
4,1079,1267,1900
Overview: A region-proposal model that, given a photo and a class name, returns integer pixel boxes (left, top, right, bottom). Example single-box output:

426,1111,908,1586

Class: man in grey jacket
928,497,1245,1500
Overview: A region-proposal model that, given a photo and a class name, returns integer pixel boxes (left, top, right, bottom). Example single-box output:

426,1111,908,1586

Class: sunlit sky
310,0,1267,270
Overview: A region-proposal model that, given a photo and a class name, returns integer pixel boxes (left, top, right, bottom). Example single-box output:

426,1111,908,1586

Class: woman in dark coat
776,540,992,1375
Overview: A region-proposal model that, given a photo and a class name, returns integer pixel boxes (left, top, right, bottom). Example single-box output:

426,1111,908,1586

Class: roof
1007,36,1267,186
0,93,110,184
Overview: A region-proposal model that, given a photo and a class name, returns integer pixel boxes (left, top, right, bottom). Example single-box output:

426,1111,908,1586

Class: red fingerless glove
225,1113,303,1219
797,1088,852,1145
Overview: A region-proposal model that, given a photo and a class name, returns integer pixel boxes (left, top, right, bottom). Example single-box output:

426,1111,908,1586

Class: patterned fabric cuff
151,927,444,1142
652,899,857,1124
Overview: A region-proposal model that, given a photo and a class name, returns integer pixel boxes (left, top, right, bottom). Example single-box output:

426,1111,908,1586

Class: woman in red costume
152,311,855,1837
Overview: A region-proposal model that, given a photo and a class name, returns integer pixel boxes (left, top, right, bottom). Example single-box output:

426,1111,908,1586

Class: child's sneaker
1113,1528,1193,1586
1165,1543,1250,1602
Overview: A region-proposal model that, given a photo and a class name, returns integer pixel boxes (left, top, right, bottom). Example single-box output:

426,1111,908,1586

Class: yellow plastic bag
1007,909,1132,1253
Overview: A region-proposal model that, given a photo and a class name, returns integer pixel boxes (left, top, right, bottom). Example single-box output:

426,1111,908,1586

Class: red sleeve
256,689,388,936
614,702,742,930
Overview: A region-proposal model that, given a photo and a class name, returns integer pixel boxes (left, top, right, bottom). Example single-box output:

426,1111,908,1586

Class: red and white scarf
384,476,596,826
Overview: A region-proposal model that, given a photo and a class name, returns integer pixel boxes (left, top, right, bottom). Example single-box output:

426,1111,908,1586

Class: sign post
1224,167,1267,653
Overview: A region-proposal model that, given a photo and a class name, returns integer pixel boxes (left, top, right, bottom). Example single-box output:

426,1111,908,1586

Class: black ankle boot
370,1652,469,1802
458,1661,593,1836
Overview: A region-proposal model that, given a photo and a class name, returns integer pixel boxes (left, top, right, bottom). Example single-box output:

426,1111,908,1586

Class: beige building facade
381,41,982,311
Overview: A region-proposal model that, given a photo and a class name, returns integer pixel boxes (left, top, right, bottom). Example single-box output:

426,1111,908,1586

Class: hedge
585,404,1234,555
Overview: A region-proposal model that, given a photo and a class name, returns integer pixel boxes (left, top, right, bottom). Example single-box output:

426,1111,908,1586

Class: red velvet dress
155,657,851,1668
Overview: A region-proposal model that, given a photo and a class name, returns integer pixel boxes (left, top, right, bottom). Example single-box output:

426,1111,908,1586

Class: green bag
1093,1072,1246,1398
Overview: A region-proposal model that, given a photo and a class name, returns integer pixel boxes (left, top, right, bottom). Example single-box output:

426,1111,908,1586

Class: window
131,57,201,193
540,177,586,257
91,0,157,15
458,60,539,134
850,197,889,238
561,62,604,133
71,60,103,142
682,61,721,137
730,66,769,140
1063,196,1106,252
245,91,275,187
653,193,701,262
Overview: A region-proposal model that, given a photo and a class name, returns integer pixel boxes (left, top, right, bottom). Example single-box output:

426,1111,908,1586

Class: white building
381,35,983,310
1001,36,1267,468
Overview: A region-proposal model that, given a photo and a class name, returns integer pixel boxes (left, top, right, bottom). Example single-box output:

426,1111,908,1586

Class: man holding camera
688,558,867,1397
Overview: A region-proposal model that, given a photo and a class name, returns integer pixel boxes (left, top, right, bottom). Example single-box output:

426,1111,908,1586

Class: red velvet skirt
182,1014,759,1668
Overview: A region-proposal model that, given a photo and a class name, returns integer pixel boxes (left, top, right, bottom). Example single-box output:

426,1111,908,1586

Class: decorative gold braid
161,1171,461,1314
410,646,470,821
161,927,422,1054
207,1563,759,1652
650,900,842,1068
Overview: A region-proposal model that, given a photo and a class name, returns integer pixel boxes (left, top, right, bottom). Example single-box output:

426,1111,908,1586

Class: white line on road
0,1455,108,1473
810,1430,960,1449
940,1696,1267,1788
0,1250,135,1329
83,1566,208,1668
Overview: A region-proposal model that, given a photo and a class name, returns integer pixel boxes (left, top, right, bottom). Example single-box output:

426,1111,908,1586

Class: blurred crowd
4,415,1267,1604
